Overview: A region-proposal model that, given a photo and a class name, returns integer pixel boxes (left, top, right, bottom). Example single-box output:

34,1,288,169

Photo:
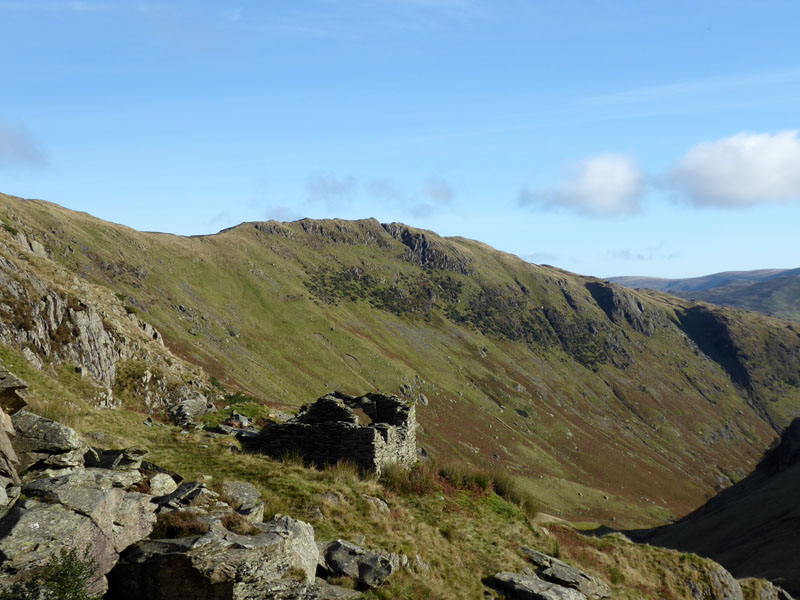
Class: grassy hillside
0,341,780,599
3,192,800,527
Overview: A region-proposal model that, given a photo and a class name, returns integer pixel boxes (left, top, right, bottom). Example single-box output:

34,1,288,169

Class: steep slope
632,418,800,594
611,269,800,322
3,192,800,527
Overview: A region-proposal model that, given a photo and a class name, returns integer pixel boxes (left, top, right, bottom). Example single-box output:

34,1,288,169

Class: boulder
0,471,157,594
490,572,587,600
10,410,87,474
320,539,394,589
219,480,265,522
520,548,610,599
687,563,743,600
85,447,147,471
106,514,319,600
153,481,225,513
149,472,178,496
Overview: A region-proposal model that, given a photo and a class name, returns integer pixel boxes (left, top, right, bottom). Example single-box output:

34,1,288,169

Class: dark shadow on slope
625,418,800,595
676,306,752,389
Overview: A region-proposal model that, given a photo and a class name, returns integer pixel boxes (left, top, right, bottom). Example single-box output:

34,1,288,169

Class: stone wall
243,392,416,475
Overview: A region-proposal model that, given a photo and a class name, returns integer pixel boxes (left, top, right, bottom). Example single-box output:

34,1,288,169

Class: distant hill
611,269,800,322
631,418,800,595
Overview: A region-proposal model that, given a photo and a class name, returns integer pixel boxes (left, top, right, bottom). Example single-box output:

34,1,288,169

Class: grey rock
361,494,390,514
106,514,319,600
85,447,147,471
520,547,610,600
11,410,87,473
687,563,743,600
321,539,394,589
219,480,264,522
491,572,587,600
149,472,178,496
0,407,20,487
748,580,795,600
0,473,156,595
153,481,223,512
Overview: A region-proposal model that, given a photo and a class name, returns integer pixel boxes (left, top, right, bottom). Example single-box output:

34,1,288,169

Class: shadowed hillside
631,418,800,594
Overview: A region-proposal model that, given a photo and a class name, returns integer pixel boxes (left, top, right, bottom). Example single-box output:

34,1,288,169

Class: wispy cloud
608,243,678,262
221,7,242,22
521,251,559,264
519,154,645,217
668,130,800,207
266,206,304,222
0,119,47,168
583,68,800,107
306,173,357,209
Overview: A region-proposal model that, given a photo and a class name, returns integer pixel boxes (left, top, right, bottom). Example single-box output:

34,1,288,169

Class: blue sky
1,1,799,278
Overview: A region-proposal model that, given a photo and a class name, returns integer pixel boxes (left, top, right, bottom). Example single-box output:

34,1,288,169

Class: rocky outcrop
584,281,655,336
0,408,20,510
687,563,743,600
106,515,319,600
11,410,88,474
244,392,416,475
490,572,588,600
0,470,157,595
318,539,394,589
382,223,473,274
519,548,610,600
0,241,214,427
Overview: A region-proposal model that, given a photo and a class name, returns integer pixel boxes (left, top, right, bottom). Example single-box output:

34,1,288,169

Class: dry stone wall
243,392,416,475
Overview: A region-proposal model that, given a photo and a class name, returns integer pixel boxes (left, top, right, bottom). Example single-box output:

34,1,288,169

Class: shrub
0,547,100,600
150,510,210,539
607,566,625,584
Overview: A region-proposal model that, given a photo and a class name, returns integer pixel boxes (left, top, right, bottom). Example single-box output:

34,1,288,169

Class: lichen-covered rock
490,572,587,600
0,471,157,594
219,480,265,522
520,548,610,600
320,539,394,589
106,514,319,600
85,447,147,471
687,563,743,600
153,481,225,513
149,472,178,496
11,410,87,473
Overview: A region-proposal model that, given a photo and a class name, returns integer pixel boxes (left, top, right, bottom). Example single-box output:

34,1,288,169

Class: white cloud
669,130,800,207
0,119,47,168
520,154,644,217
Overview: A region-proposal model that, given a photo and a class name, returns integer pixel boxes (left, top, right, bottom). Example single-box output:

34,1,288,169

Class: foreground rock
520,548,610,600
106,514,319,599
490,572,587,600
11,410,88,474
0,470,157,594
319,539,394,589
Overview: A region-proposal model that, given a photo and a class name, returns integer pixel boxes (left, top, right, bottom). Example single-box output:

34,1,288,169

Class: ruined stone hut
243,392,416,475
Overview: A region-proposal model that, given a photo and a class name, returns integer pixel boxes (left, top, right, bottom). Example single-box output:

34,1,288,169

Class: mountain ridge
2,192,800,528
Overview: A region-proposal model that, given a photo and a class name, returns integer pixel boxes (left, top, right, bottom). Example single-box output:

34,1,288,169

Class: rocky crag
0,228,216,427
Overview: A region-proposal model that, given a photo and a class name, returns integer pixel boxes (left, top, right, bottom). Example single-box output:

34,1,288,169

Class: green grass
2,191,799,530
